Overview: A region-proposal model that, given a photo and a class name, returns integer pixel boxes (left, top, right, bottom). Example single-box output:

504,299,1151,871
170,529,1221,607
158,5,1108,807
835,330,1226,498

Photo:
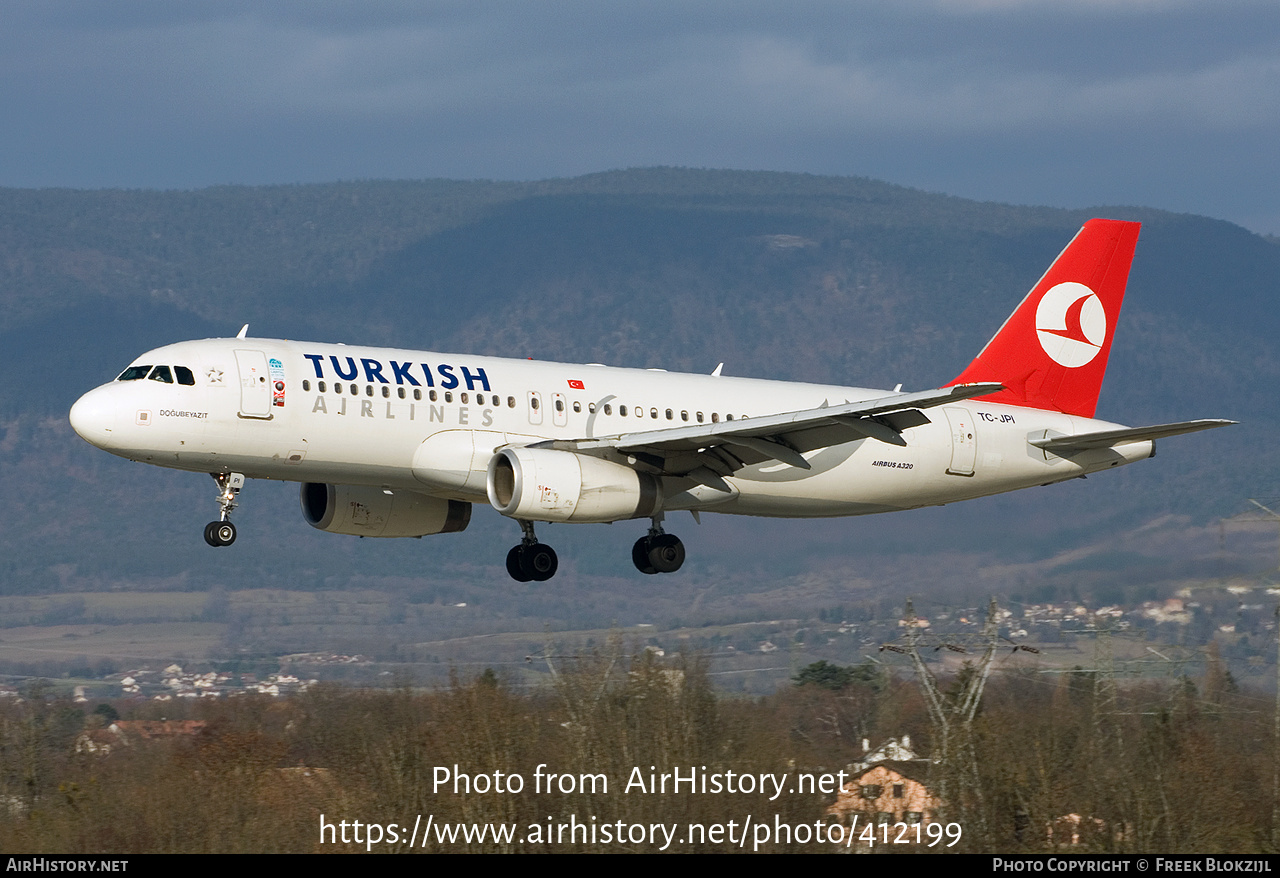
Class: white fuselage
69,338,1153,520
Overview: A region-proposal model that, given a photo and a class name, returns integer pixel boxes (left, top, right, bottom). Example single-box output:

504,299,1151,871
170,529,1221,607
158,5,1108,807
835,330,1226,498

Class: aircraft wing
1028,419,1236,451
534,383,1003,474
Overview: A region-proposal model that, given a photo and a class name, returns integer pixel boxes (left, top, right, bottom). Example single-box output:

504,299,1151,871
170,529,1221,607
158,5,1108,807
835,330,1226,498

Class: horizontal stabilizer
1028,419,1236,451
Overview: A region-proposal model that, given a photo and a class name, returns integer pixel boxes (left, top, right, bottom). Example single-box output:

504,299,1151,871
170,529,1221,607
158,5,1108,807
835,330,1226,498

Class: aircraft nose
69,385,119,448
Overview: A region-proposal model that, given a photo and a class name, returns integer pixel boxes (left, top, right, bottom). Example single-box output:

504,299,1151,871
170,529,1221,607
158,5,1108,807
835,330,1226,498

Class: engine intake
300,483,470,537
487,447,661,522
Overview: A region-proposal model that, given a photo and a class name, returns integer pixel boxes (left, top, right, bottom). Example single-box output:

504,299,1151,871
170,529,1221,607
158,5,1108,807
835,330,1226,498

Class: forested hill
1,169,1276,593
5,169,1278,417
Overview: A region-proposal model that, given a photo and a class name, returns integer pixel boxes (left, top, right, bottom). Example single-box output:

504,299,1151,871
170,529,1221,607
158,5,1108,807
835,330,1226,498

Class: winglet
236,324,249,339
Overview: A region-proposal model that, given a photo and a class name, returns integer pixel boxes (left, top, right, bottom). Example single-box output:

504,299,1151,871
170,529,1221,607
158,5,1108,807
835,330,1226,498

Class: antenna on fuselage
236,324,249,339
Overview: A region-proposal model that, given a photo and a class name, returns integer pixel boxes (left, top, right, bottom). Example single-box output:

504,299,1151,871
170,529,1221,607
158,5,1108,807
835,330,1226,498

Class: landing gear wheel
521,544,558,582
204,520,236,547
632,537,658,575
647,533,685,573
206,472,244,549
506,546,532,583
505,520,558,582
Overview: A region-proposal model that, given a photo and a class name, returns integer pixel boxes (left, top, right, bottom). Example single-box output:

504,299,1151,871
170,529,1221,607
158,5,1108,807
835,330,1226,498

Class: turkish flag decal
567,379,585,390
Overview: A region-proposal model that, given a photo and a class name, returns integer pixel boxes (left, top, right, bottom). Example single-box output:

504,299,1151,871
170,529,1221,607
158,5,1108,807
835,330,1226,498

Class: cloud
1,1,1277,230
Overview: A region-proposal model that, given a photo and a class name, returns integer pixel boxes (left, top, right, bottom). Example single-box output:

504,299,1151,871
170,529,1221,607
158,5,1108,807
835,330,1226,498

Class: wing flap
610,383,1000,454
537,382,1002,472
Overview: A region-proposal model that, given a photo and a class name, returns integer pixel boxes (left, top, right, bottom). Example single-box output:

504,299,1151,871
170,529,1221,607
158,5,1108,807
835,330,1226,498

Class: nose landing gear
632,514,685,575
204,472,244,547
505,520,559,582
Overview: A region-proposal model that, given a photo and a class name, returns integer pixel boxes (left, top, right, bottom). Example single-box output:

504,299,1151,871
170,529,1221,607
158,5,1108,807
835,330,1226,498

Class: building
827,761,942,828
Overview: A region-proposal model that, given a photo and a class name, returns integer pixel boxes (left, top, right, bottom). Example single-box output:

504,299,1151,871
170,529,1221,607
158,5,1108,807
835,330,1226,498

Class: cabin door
944,407,976,476
234,349,273,419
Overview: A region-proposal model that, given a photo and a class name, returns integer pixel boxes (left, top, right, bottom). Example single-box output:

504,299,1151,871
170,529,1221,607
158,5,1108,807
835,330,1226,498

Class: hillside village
2,582,1275,702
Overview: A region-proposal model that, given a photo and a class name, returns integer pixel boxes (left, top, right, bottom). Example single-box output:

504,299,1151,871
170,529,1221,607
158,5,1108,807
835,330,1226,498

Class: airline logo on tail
949,218,1140,418
1035,281,1106,368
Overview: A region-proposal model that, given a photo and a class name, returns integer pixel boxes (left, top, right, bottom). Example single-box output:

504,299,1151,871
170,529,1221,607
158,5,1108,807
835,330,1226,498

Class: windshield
117,364,197,385
117,365,153,381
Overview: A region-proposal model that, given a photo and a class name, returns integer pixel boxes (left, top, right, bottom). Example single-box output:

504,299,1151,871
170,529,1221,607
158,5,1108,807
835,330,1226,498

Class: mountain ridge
2,168,1273,599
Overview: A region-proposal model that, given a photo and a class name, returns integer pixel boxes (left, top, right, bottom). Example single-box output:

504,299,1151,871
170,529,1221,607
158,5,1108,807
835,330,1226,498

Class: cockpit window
175,366,195,386
118,365,153,381
148,366,174,384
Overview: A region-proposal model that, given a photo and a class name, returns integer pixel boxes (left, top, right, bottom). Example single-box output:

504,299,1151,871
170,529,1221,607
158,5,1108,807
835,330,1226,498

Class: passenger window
650,408,658,419
681,410,689,422
530,396,539,410
366,385,374,398
712,413,719,423
573,401,582,413
555,399,564,412
335,384,343,394
303,380,311,391
697,412,704,423
382,386,390,398
461,392,469,404
445,391,453,403
429,390,438,402
637,407,643,418
507,396,516,408
118,365,153,381
726,414,734,421
319,381,327,393
413,389,422,401
619,405,626,416
604,404,613,415
665,408,673,420
349,384,358,395
175,366,195,386
397,387,405,399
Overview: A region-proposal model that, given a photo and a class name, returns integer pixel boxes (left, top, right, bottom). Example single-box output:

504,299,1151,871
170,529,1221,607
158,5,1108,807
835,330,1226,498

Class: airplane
69,218,1232,582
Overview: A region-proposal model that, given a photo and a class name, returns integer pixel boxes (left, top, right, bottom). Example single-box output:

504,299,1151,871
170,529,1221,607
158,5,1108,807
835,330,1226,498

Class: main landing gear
203,472,244,547
506,520,559,583
632,514,685,575
502,515,685,582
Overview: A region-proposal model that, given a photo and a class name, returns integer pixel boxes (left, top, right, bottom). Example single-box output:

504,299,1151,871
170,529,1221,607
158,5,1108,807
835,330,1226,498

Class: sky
3,1,1278,234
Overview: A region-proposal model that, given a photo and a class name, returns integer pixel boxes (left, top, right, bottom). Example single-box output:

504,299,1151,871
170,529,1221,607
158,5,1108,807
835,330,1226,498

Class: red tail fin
948,218,1140,418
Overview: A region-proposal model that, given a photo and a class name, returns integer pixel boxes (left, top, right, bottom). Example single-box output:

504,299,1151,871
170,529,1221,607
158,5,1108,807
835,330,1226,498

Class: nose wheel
505,520,558,582
632,515,685,574
204,472,244,548
204,520,237,547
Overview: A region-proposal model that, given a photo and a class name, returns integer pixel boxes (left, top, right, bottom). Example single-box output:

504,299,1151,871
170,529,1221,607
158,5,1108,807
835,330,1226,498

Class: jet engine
486,447,661,523
300,483,471,537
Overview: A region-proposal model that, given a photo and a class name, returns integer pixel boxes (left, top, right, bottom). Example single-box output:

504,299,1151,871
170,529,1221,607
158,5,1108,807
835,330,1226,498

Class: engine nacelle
300,483,471,537
486,447,661,523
